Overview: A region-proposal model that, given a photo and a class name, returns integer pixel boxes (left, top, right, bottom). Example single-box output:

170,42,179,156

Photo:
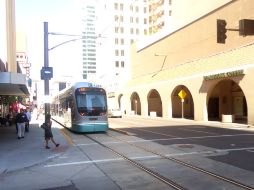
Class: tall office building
93,0,148,91
147,0,173,35
80,1,97,80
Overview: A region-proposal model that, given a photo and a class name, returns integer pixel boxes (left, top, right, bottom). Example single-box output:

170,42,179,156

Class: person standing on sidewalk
25,108,31,132
16,109,28,139
41,114,59,149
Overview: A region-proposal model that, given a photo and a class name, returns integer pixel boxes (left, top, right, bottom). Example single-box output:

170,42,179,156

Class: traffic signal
239,19,254,36
217,19,227,43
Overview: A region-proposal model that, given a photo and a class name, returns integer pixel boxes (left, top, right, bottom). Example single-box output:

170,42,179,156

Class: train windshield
75,88,107,116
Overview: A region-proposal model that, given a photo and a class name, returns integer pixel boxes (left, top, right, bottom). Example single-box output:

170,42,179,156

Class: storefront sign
204,69,245,81
108,92,115,98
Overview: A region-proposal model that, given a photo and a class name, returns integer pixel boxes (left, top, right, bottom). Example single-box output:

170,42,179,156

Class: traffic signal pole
44,22,50,119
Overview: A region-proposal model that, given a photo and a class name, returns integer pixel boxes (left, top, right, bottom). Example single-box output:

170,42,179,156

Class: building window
135,6,139,12
115,61,119,67
144,18,147,24
114,3,118,10
144,7,147,13
169,10,172,16
120,39,124,45
121,50,124,56
169,0,172,5
135,17,139,23
121,61,124,67
130,28,134,34
120,3,123,10
120,27,124,33
115,27,119,33
115,50,119,56
114,15,118,21
130,5,133,11
120,15,124,22
130,17,133,23
115,38,119,44
136,28,139,35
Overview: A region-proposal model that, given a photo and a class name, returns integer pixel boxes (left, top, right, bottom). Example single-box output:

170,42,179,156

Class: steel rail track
85,134,186,190
52,118,254,189
107,131,254,190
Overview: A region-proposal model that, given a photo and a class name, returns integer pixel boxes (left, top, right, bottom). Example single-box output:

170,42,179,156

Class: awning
0,72,29,96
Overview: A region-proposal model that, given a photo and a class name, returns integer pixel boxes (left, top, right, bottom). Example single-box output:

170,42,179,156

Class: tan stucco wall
132,0,254,79
116,0,254,125
6,0,17,72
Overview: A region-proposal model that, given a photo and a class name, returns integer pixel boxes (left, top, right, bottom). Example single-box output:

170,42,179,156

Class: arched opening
171,85,194,119
147,89,162,117
207,79,247,124
130,92,141,115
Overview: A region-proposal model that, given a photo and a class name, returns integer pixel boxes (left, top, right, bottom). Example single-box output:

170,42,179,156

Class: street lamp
43,22,50,119
42,22,82,120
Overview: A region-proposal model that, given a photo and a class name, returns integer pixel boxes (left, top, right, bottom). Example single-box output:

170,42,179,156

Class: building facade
81,1,97,80
0,0,28,96
0,0,29,117
93,1,148,92
115,0,254,125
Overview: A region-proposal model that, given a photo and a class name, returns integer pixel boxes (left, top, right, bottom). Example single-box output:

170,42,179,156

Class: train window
75,88,107,116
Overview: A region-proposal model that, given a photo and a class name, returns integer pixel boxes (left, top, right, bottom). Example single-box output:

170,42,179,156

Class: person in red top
41,114,59,149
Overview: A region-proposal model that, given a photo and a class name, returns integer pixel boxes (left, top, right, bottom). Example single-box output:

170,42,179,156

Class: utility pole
44,22,50,119
41,22,83,121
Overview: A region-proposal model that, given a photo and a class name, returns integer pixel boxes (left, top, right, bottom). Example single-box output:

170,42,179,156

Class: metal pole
181,99,184,118
44,22,50,119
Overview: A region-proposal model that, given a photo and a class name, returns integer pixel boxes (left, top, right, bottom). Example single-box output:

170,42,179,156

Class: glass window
120,39,124,45
114,3,118,10
120,3,123,10
115,61,119,67
115,38,119,44
75,89,107,116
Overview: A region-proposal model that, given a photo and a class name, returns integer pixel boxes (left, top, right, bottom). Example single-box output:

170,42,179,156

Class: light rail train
51,82,108,132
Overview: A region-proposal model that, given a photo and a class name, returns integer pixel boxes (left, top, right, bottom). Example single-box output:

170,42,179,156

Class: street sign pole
181,98,184,118
44,22,50,119
178,89,187,119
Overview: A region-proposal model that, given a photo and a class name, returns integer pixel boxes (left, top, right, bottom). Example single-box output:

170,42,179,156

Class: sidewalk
0,118,68,174
117,115,254,132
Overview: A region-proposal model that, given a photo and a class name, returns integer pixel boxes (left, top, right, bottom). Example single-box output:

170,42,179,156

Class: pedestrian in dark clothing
16,109,28,139
41,114,59,149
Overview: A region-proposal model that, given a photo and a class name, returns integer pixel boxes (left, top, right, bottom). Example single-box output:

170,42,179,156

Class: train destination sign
203,69,245,81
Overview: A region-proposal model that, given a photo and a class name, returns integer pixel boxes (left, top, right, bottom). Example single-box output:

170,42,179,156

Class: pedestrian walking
16,109,28,139
41,114,59,149
25,108,31,132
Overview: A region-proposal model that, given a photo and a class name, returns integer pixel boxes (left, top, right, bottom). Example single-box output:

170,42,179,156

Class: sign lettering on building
204,69,245,81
